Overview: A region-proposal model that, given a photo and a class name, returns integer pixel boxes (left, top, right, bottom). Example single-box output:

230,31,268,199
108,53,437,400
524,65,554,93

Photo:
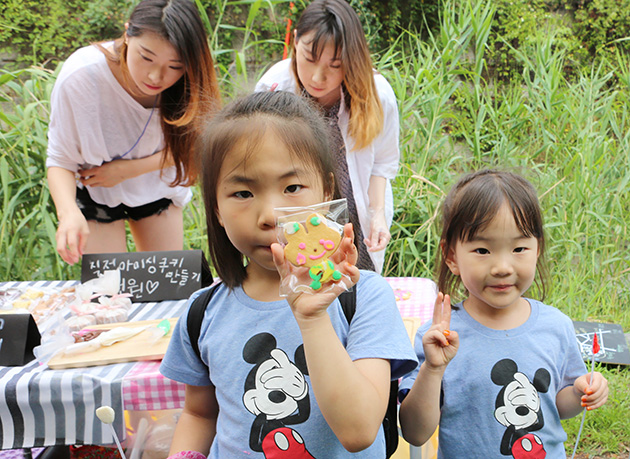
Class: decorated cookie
283,213,343,290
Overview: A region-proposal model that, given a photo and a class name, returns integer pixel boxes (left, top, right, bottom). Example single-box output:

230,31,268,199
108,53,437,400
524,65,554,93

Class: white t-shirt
46,44,191,208
255,59,401,272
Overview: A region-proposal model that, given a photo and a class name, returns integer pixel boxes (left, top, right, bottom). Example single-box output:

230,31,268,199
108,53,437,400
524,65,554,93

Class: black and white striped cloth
0,280,189,450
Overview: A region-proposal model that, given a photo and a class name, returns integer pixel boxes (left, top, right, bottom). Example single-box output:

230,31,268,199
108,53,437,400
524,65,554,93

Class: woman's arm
365,175,390,252
78,151,173,188
47,167,89,265
169,384,220,456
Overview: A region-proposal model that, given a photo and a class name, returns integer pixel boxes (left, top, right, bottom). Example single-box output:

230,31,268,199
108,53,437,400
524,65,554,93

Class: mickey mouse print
491,359,550,459
242,332,315,458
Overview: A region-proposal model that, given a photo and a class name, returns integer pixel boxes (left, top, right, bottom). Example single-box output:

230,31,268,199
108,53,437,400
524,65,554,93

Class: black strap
338,288,398,458
339,289,356,324
187,282,221,361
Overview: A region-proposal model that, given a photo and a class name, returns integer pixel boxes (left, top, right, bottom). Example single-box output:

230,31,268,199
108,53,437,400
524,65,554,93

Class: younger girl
255,0,400,273
47,0,220,265
160,91,416,458
398,170,608,458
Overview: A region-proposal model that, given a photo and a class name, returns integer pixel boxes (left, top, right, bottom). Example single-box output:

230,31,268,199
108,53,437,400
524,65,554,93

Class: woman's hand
79,153,167,187
271,223,360,321
78,160,130,188
56,207,90,265
364,207,391,252
422,292,459,370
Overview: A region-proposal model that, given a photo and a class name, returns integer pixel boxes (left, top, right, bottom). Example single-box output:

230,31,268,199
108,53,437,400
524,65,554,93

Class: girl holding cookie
46,0,220,265
255,0,400,273
161,91,416,458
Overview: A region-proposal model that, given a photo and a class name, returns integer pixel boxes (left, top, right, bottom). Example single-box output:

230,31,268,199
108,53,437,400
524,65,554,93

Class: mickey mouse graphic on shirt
491,358,551,459
242,332,315,458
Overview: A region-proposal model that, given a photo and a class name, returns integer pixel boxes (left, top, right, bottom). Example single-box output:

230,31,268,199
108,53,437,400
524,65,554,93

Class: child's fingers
271,243,289,278
445,327,459,349
581,373,609,410
338,223,358,265
582,391,608,411
441,294,452,330
423,328,449,348
432,292,445,326
343,222,354,243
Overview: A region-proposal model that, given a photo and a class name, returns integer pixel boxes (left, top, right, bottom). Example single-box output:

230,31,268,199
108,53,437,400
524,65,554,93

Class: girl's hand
271,223,360,321
56,208,89,265
422,292,459,370
78,160,129,188
573,371,609,411
364,208,391,252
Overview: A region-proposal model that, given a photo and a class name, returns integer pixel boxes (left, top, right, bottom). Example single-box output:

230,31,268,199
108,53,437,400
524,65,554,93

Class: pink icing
296,253,306,265
309,251,326,260
299,243,306,249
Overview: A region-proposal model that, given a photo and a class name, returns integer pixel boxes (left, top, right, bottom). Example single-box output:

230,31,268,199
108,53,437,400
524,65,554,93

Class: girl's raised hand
422,292,459,370
271,223,360,321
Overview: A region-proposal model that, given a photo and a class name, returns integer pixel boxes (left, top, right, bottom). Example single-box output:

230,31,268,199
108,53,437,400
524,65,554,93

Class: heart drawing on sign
146,280,159,295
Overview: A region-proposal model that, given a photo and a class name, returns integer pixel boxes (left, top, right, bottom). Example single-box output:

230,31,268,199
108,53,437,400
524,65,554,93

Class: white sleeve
46,72,87,172
254,59,296,93
371,75,400,180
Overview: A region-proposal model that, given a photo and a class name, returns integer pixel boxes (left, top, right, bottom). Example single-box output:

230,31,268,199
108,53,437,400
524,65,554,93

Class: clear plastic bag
124,409,181,459
275,199,353,296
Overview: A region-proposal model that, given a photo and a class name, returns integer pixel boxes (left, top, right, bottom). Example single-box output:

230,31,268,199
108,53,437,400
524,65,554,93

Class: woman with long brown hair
255,0,400,273
47,0,220,264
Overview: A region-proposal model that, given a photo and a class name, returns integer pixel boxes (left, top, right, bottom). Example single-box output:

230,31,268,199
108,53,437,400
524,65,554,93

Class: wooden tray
48,318,178,369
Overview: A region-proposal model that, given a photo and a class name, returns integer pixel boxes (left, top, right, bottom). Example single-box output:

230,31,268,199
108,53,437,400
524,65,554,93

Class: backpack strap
187,282,221,361
339,289,356,324
338,287,399,457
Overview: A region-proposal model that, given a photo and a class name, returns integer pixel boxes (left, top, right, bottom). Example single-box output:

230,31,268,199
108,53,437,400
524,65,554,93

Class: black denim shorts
75,187,173,223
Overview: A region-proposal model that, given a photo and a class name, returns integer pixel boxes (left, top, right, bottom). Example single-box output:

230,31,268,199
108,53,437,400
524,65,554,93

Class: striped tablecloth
0,280,189,450
0,277,436,449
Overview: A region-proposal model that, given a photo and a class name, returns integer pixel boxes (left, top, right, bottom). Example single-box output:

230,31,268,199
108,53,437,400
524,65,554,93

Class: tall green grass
375,3,629,454
1,0,628,454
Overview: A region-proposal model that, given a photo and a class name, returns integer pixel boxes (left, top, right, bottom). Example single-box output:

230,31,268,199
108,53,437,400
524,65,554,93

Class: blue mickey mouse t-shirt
399,299,587,458
161,270,417,458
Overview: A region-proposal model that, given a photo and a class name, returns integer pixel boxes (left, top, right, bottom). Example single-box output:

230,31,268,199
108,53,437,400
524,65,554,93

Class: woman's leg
84,220,128,254
128,204,184,252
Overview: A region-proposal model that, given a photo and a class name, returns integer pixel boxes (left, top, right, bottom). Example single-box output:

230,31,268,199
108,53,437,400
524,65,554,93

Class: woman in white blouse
255,0,400,273
47,0,220,265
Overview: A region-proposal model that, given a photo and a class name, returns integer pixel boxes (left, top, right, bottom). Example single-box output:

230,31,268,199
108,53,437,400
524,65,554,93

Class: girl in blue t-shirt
398,170,609,458
161,91,416,458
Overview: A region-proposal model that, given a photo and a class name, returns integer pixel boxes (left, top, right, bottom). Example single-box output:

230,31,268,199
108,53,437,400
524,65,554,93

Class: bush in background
0,0,132,68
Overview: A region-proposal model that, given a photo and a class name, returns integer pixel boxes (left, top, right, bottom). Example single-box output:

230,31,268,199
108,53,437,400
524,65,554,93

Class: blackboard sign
573,321,630,366
0,314,41,366
81,250,213,302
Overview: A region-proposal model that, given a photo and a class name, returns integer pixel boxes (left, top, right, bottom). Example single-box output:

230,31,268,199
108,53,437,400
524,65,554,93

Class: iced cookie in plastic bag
275,199,353,295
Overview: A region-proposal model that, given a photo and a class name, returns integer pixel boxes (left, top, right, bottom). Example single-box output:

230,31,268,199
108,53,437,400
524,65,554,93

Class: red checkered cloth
123,361,185,411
